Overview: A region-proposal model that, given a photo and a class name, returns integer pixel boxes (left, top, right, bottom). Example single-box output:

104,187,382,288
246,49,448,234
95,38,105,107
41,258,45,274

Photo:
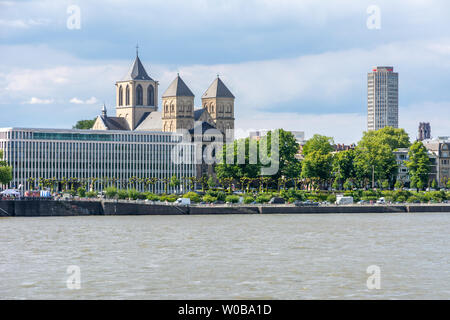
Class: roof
162,75,194,98
194,108,207,121
99,116,130,131
134,111,163,131
189,121,218,135
123,55,153,81
202,77,235,99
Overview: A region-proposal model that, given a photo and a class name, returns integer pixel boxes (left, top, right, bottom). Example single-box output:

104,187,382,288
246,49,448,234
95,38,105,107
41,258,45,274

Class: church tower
161,74,195,132
115,49,159,130
202,76,235,136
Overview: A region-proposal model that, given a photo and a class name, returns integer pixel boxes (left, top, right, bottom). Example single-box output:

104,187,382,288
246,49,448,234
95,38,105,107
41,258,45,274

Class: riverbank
1,199,450,217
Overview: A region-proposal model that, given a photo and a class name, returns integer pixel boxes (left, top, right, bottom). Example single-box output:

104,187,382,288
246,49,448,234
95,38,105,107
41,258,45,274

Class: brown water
1,213,449,299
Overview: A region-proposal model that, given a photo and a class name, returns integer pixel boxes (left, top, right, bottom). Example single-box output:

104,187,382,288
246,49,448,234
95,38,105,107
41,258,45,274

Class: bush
407,196,421,203
160,194,177,202
326,194,336,203
128,189,140,200
225,195,240,203
77,187,86,198
216,191,226,201
243,196,255,204
146,193,159,201
183,191,201,203
203,194,217,203
86,191,97,198
105,187,117,199
256,194,271,203
117,190,128,200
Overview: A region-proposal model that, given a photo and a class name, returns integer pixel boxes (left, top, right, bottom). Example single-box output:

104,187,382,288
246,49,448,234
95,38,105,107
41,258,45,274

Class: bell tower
202,76,235,137
115,47,159,130
161,74,195,132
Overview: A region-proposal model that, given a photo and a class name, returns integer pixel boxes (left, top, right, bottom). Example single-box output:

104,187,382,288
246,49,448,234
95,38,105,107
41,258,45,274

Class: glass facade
0,128,196,193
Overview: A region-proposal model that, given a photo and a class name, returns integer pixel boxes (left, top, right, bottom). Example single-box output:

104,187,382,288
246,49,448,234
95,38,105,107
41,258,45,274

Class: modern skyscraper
418,122,431,141
367,66,399,131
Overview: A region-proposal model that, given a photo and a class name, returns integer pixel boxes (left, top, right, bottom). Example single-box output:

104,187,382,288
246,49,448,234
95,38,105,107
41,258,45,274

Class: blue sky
1,0,450,143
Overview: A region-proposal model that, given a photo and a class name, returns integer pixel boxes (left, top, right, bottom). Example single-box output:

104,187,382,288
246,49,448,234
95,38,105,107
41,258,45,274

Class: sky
1,0,450,144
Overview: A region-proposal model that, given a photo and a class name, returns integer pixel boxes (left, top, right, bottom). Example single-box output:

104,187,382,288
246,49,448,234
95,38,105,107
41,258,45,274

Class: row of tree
214,127,445,191
0,150,13,186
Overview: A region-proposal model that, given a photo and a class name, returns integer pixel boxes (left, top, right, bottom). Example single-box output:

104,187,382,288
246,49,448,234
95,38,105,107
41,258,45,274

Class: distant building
418,122,431,141
393,148,437,187
333,143,356,153
367,66,399,131
423,137,450,188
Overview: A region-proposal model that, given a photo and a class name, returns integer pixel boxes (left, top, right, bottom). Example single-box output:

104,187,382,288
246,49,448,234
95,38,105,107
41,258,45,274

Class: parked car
357,200,368,205
269,197,285,204
336,195,354,205
303,200,319,206
376,197,386,204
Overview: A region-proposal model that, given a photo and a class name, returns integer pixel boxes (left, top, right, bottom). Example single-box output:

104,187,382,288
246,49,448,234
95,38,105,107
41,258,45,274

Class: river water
1,212,449,299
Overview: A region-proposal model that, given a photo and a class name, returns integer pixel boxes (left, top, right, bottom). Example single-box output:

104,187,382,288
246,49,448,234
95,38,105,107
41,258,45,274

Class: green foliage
0,150,13,185
343,179,353,190
86,191,97,198
302,134,334,156
73,119,96,129
327,194,337,203
301,151,333,182
203,194,217,203
359,127,411,150
117,190,128,199
406,141,431,191
243,196,255,204
77,187,86,197
169,175,180,188
183,191,201,203
382,180,390,190
127,189,140,200
207,176,216,189
105,187,118,199
431,179,438,189
394,180,403,189
160,194,177,202
255,194,271,203
146,193,159,201
225,195,240,203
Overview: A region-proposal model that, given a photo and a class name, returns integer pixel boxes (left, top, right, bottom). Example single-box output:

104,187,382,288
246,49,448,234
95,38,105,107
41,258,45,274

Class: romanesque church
92,53,235,138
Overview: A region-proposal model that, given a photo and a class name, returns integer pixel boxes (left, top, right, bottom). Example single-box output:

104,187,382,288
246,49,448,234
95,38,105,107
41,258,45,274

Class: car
357,200,368,205
376,197,386,204
302,200,319,206
269,197,285,204
213,200,225,204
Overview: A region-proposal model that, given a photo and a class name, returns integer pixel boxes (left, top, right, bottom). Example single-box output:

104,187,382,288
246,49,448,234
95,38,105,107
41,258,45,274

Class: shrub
326,194,336,203
256,194,271,203
117,190,128,200
183,191,201,203
105,187,117,199
146,193,159,201
243,196,255,204
203,194,217,203
86,191,97,198
77,187,86,198
216,191,226,201
407,196,421,203
225,195,240,203
128,189,140,200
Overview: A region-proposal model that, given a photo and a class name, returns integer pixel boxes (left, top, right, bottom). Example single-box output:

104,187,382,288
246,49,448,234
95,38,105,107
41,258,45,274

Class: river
1,212,449,299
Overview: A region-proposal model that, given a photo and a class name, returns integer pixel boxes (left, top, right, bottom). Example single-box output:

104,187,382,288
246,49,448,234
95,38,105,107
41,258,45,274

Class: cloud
69,97,84,104
70,96,98,104
25,97,54,104
0,18,50,29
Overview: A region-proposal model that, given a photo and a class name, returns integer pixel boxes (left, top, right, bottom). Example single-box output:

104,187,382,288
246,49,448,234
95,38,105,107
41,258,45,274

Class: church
92,52,235,138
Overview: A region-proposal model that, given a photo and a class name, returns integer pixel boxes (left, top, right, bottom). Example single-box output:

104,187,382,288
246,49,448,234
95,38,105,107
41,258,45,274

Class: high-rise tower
367,66,398,131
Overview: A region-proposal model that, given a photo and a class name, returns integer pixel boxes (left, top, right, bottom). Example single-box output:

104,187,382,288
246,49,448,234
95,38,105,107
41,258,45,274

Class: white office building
0,128,196,193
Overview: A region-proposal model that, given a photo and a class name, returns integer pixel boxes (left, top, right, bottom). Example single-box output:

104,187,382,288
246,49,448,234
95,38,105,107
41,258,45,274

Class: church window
171,104,175,112
136,84,143,105
126,85,130,105
147,85,154,106
119,86,123,106
165,104,169,113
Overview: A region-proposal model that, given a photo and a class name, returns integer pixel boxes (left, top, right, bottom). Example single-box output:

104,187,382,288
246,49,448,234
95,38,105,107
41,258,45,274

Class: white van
376,197,386,204
175,198,191,205
336,195,353,205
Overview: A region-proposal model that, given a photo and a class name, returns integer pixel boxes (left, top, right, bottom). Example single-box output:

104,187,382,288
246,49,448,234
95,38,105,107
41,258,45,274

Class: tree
73,119,96,129
332,149,356,183
300,151,333,188
359,127,411,151
406,141,431,191
169,175,180,191
302,134,334,156
0,150,13,186
207,176,216,189
431,179,438,189
354,130,400,188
